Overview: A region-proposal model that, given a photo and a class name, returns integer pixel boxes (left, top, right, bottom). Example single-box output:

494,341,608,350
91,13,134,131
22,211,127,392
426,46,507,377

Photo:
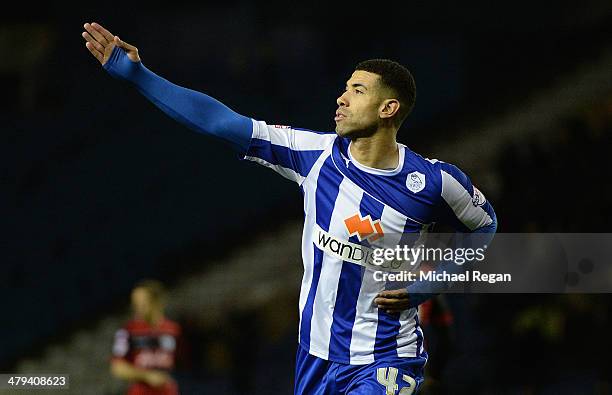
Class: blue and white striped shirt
244,120,497,364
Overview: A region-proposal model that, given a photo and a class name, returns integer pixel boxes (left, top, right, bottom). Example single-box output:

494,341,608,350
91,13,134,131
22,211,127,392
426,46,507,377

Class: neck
145,310,164,326
349,129,399,170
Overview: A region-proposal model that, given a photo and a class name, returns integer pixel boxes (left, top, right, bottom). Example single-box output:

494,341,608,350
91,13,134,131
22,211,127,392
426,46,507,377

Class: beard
335,120,378,139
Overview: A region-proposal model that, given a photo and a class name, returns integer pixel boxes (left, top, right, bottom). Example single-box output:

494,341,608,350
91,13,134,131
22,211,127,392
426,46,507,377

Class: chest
303,161,439,236
129,333,177,352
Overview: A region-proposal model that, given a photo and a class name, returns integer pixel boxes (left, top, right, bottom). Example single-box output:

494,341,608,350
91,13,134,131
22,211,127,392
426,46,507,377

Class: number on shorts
376,367,417,395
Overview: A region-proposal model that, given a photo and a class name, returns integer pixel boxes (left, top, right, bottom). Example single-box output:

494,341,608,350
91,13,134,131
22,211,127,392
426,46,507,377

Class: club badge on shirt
406,171,426,193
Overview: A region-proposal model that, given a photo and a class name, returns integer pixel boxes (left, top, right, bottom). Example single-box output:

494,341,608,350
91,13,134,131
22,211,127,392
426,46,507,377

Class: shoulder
291,126,336,136
437,160,469,184
159,318,181,336
403,147,472,187
124,319,147,332
402,146,444,192
403,146,443,171
251,120,337,149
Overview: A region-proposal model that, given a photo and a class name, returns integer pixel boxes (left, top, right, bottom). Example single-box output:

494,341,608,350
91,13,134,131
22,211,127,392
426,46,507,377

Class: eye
356,89,364,94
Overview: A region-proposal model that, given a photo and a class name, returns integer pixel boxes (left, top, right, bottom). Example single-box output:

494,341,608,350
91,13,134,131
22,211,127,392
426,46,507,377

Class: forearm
407,221,498,307
103,46,252,151
110,359,150,382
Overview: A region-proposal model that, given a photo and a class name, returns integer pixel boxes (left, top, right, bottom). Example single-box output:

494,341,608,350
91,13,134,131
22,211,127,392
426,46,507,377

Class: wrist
408,292,435,308
103,46,144,83
134,367,152,382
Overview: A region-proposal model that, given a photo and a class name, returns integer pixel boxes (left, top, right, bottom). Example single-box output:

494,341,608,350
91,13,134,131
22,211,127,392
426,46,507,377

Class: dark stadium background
2,2,611,394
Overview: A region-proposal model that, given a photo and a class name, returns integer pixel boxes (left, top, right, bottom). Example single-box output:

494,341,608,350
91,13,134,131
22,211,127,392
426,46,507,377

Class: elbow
476,205,497,234
206,114,252,150
473,220,496,234
487,216,498,233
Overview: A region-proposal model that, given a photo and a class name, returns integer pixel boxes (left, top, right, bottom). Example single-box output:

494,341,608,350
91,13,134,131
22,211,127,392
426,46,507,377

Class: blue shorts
294,345,426,395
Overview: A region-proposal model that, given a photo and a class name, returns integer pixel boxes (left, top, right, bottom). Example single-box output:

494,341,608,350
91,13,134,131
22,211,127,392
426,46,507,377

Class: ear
379,99,400,120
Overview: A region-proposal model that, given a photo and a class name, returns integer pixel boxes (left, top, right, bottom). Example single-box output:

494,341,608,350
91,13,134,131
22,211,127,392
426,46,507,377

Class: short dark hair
135,278,167,306
355,59,416,125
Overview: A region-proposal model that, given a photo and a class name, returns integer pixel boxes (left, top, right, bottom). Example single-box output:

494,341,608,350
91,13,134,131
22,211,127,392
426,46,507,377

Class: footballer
83,22,496,394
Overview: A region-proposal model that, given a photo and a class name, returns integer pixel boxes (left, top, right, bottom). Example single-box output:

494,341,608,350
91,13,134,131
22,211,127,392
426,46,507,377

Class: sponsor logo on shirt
313,223,420,272
134,351,174,369
344,214,384,242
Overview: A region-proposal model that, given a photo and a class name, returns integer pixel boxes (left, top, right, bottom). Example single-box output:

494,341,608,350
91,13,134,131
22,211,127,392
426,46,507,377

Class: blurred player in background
111,279,181,395
83,21,496,394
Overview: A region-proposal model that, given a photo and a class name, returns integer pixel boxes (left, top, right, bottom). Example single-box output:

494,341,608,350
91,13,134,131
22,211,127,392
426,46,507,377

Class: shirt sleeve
103,46,253,152
111,328,130,360
243,120,336,184
437,162,497,232
406,162,498,307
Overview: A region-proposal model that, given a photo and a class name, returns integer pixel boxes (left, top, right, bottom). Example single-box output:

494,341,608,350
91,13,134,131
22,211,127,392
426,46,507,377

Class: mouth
335,111,347,122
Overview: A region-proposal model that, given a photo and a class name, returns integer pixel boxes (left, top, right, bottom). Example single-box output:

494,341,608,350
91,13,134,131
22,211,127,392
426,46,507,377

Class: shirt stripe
300,156,343,353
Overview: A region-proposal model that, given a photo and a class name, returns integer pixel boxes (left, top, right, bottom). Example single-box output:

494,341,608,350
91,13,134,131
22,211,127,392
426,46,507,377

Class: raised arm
81,22,252,152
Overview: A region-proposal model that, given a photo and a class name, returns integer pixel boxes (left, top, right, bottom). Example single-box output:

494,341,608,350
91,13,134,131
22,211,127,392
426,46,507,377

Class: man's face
335,70,384,138
131,287,155,320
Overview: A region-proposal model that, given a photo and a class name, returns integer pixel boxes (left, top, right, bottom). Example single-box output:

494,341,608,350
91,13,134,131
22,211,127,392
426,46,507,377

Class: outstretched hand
81,22,140,65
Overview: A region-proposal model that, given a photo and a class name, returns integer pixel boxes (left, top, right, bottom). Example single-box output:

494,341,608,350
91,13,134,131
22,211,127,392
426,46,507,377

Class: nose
337,92,348,107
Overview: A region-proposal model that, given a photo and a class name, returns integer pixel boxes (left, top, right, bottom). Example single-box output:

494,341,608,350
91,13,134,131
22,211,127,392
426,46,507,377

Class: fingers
81,32,105,52
84,23,108,46
374,297,410,306
377,289,409,299
375,299,411,314
375,290,411,314
384,308,406,314
85,42,104,63
91,22,114,42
